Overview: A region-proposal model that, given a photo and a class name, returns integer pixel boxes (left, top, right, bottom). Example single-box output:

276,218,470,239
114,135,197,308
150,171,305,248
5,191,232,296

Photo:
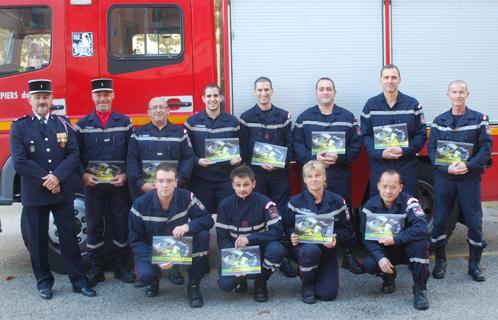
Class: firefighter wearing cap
10,79,96,299
74,78,135,287
361,170,430,310
293,77,363,275
184,83,241,215
428,80,492,282
360,64,427,198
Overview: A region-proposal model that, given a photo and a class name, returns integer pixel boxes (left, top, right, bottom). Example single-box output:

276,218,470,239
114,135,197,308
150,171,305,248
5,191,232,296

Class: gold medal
56,132,68,148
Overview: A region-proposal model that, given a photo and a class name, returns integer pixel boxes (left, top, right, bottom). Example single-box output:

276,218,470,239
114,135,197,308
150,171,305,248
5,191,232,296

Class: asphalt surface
1,203,497,320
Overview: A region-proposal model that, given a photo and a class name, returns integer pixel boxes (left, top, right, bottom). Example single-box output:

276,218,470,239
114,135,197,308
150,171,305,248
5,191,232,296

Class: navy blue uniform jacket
129,188,214,261
361,191,428,262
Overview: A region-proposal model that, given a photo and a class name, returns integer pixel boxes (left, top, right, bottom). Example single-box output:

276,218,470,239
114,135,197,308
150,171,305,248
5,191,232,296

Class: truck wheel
20,195,111,274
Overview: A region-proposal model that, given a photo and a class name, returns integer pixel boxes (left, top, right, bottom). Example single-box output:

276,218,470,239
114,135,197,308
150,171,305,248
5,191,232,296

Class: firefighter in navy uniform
184,83,241,214
282,160,355,304
293,77,363,274
428,80,492,282
75,78,135,287
360,64,427,198
10,79,96,299
361,170,430,310
129,164,214,308
216,166,285,302
126,96,195,285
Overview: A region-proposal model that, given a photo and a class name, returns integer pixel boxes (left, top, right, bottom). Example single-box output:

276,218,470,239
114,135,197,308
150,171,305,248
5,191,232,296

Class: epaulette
13,114,29,122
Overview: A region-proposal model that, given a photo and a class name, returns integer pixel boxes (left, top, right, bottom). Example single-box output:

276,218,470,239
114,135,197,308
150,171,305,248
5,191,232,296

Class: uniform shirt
129,188,214,261
75,110,133,175
10,114,79,206
215,192,284,249
282,188,355,246
240,104,292,173
126,121,194,192
360,191,428,263
427,107,492,180
184,110,240,183
360,92,427,164
293,105,361,177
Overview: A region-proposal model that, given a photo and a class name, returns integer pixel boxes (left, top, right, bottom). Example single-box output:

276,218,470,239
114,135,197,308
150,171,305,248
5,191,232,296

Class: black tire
417,160,458,236
20,194,113,274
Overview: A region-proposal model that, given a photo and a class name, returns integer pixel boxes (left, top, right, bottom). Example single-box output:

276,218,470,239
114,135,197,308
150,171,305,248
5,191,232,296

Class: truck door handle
50,105,65,110
167,100,192,107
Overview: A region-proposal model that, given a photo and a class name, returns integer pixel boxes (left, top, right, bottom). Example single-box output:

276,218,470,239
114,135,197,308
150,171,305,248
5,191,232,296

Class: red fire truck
1,0,497,270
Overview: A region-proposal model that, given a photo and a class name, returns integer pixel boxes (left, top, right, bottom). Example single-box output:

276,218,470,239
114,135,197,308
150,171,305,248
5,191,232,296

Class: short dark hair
254,76,273,89
380,64,401,78
155,163,177,178
378,169,403,185
203,83,221,96
315,77,335,90
230,165,255,181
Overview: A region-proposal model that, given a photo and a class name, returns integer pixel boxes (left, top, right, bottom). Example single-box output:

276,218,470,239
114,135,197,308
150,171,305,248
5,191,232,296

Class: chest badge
56,132,68,148
29,145,36,153
264,133,270,140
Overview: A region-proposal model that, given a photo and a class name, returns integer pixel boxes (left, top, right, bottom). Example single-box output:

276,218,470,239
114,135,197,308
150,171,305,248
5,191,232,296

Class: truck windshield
0,6,51,77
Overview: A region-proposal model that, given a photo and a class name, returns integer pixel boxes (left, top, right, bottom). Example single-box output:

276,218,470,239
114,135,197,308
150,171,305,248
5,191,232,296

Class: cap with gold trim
91,78,113,93
28,79,52,94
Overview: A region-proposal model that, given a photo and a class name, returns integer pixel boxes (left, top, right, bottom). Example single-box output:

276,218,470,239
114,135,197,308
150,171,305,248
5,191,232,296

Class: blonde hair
302,160,327,187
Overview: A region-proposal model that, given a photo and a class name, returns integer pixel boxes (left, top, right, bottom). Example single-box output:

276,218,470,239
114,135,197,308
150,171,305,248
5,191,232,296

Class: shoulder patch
407,197,419,205
268,206,279,219
483,115,488,121
287,112,291,119
265,201,277,209
183,128,187,134
413,204,425,217
417,104,423,109
190,192,194,201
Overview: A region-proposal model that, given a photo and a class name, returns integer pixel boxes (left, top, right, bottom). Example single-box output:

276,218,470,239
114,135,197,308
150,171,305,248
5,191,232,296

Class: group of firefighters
9,64,492,311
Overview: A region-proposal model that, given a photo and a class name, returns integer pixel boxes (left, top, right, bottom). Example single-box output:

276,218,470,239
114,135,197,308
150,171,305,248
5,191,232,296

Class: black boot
168,264,185,285
432,246,447,279
114,264,135,283
301,280,316,304
468,246,485,282
187,279,204,308
145,280,159,297
253,278,268,302
234,277,248,293
380,268,396,294
342,247,364,274
413,284,430,310
87,260,105,288
280,257,298,278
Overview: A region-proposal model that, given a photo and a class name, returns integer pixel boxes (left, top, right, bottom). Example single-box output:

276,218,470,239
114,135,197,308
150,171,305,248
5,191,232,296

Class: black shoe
254,280,268,302
432,246,447,279
342,250,364,274
38,288,53,300
234,277,248,293
187,282,204,308
134,279,146,288
381,268,396,294
413,285,430,310
145,281,159,297
114,265,135,283
468,246,486,282
168,265,184,285
301,283,316,304
73,287,97,297
87,271,105,288
280,258,298,278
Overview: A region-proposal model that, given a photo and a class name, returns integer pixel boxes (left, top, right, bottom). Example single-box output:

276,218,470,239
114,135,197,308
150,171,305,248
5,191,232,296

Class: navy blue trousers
363,239,429,288
291,243,339,301
135,230,210,285
431,175,486,248
24,202,87,290
191,177,233,214
254,171,290,210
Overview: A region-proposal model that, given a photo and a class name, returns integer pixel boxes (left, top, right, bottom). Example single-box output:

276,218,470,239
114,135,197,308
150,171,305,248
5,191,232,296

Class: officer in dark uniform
129,164,214,308
293,77,363,274
361,170,429,310
360,64,427,198
216,166,285,302
10,79,95,299
126,96,195,285
75,78,135,287
239,77,292,210
428,80,492,282
184,83,241,214
282,160,355,304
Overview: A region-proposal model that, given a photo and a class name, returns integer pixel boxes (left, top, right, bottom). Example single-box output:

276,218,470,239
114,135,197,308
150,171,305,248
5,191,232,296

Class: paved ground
1,203,497,320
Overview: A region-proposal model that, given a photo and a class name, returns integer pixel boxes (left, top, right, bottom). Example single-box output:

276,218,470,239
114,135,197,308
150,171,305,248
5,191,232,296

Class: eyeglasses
149,105,168,111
